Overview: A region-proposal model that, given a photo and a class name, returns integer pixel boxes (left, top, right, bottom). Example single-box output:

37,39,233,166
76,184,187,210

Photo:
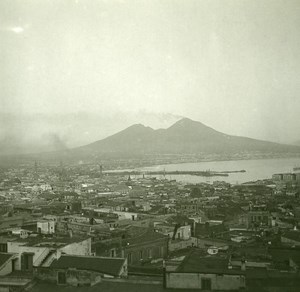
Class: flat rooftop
176,249,244,275
2,234,90,247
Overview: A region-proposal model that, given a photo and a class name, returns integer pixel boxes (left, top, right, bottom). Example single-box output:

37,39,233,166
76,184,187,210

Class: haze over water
136,158,300,184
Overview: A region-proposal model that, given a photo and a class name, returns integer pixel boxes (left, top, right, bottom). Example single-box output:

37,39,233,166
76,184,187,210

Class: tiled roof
50,255,125,276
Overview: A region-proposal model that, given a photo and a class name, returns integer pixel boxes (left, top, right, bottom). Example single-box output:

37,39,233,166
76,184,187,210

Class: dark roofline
50,255,126,277
167,269,245,276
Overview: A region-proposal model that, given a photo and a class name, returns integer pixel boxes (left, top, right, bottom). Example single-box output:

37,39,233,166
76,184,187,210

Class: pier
104,170,246,177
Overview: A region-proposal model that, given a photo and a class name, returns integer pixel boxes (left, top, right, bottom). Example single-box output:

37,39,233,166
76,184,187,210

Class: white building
37,220,55,234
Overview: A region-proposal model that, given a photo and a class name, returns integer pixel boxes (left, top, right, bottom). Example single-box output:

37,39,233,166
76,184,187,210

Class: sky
1,0,300,154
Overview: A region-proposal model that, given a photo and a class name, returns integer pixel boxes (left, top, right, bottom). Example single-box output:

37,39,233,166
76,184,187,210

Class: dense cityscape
2,0,300,291
0,159,300,291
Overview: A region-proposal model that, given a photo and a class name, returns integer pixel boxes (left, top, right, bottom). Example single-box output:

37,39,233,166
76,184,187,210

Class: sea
131,158,300,184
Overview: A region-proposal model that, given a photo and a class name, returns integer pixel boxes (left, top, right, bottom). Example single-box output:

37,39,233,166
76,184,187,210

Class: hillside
69,118,300,158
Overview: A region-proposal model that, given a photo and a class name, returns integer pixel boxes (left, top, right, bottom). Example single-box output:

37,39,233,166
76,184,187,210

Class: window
12,258,17,272
111,249,115,257
0,243,7,252
57,272,66,285
148,249,152,258
139,250,143,260
24,255,29,270
201,278,212,290
22,254,33,271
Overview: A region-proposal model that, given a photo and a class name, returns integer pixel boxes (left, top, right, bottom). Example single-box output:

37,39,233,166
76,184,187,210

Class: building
165,250,246,290
179,201,202,214
56,217,110,238
247,205,271,229
6,235,92,272
155,223,191,240
272,172,300,185
272,174,283,181
282,173,296,182
125,228,168,265
34,255,127,287
0,215,32,231
93,227,169,265
65,201,82,213
37,220,55,234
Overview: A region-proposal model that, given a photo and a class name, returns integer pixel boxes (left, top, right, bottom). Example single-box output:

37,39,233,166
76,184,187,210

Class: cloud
0,25,30,34
42,133,68,151
10,26,24,33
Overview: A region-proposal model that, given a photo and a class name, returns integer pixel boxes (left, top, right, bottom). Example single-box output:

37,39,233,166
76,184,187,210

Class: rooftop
50,255,126,276
282,231,300,242
124,227,168,246
269,247,300,264
176,249,244,275
28,280,166,292
5,234,90,248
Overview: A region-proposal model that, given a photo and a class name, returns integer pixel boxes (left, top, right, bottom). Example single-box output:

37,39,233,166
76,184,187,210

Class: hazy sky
1,0,300,153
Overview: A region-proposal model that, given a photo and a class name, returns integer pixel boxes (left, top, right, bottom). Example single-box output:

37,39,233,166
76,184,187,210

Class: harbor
104,169,247,177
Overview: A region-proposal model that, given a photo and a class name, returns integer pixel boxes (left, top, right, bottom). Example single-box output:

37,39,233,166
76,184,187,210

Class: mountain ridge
70,118,300,158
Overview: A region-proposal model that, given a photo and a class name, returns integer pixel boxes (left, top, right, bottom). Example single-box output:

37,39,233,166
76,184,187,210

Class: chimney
69,229,73,238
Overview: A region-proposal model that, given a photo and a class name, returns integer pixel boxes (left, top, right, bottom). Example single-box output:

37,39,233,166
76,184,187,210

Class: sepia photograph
0,0,300,291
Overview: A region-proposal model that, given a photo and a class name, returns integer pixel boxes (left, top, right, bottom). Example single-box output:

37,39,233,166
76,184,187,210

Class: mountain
67,118,300,159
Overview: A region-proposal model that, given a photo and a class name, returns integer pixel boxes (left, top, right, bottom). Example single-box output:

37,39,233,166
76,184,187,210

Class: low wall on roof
166,272,245,290
34,267,102,287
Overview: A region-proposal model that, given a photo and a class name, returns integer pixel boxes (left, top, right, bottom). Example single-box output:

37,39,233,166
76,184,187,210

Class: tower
99,164,103,176
33,161,39,180
34,161,38,174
